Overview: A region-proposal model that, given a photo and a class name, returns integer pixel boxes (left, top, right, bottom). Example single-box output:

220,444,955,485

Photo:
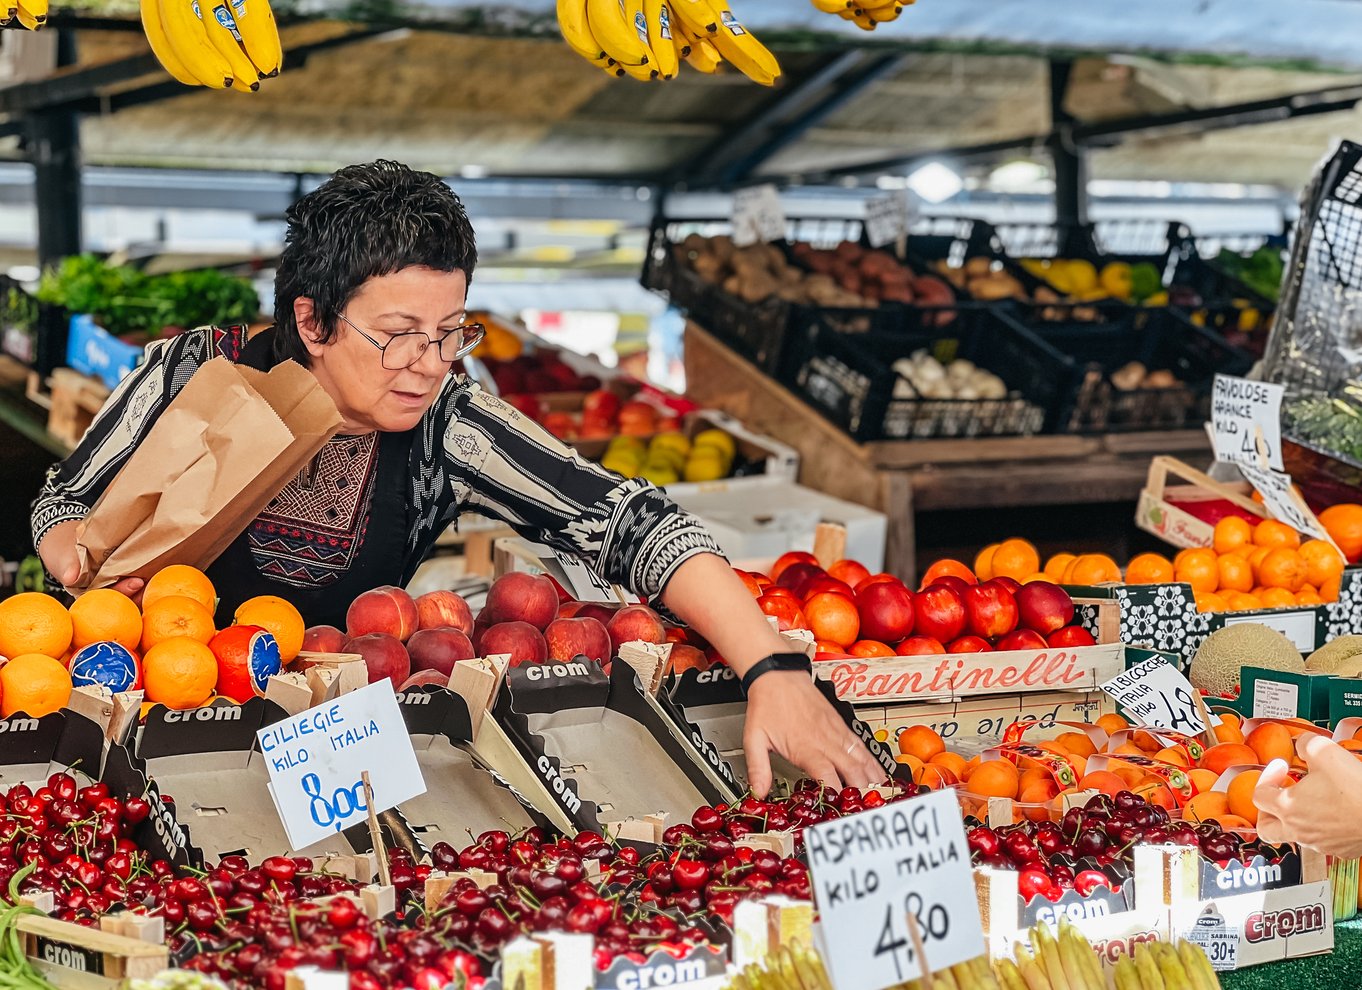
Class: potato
964,256,993,278
1111,361,1147,391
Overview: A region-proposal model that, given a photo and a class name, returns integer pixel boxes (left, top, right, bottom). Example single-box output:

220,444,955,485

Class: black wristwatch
741,653,814,696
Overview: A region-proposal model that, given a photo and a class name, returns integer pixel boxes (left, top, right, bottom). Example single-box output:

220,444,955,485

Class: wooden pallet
16,912,167,989
26,368,110,450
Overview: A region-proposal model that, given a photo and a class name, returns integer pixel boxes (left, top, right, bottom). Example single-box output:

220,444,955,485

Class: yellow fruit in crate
651,432,691,459
1144,291,1169,306
1019,258,1050,278
683,450,728,483
1100,262,1134,300
474,325,522,362
692,428,736,462
601,454,640,479
1065,260,1099,293
639,462,679,487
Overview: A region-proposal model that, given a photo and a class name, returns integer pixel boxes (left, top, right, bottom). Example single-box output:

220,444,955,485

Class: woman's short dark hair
273,160,478,366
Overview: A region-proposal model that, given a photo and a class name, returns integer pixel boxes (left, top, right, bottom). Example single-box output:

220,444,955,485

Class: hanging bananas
139,0,283,90
557,0,781,85
809,0,910,32
9,0,47,32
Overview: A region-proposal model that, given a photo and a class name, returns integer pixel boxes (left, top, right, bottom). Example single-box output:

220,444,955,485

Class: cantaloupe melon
1305,635,1362,673
1189,623,1305,699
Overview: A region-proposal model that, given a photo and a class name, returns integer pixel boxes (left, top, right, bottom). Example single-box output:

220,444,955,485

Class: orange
1020,572,1051,584
991,539,1041,582
0,653,72,717
974,544,999,582
143,564,217,614
1188,768,1219,794
1096,713,1129,736
1200,743,1259,775
1174,548,1219,593
1184,792,1230,824
1194,592,1229,614
142,637,217,710
1320,504,1362,561
141,596,215,652
1297,588,1324,606
1224,592,1263,612
1258,548,1305,591
1259,587,1297,609
1216,555,1254,594
1018,767,1054,793
1214,517,1254,556
1245,723,1294,765
1322,574,1343,601
1125,553,1174,585
1226,770,1262,826
1078,770,1127,797
928,751,968,779
1246,546,1272,579
919,558,977,588
1300,540,1345,589
68,589,143,653
897,725,945,763
0,593,73,661
1056,732,1098,758
234,595,306,662
848,640,896,658
1067,554,1122,585
967,760,1019,799
1253,519,1300,550
1044,553,1076,580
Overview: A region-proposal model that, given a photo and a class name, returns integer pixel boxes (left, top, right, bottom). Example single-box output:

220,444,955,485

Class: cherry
122,798,152,825
671,859,710,890
260,856,297,884
1017,865,1055,902
1074,869,1112,896
1003,832,1040,864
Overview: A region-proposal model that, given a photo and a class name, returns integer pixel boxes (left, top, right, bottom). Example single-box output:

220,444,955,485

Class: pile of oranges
0,565,305,717
889,710,1322,831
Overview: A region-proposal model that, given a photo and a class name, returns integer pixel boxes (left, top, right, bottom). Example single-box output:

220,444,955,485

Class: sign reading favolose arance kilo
257,680,426,849
806,788,982,990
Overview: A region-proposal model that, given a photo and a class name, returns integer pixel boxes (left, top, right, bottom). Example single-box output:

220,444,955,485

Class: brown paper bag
74,357,342,590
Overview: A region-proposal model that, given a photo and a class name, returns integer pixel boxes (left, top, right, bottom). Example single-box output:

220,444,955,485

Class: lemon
683,450,728,483
692,428,736,461
1064,259,1099,293
1099,262,1134,300
650,431,692,459
639,462,679,486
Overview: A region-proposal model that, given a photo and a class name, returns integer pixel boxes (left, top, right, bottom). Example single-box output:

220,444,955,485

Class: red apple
1047,626,1096,648
994,629,1048,651
1016,582,1076,635
399,670,451,691
914,586,966,643
896,636,945,656
605,605,667,652
407,627,475,676
770,551,818,582
346,586,420,642
545,617,612,665
343,633,411,688
757,594,809,633
828,559,873,589
986,576,1022,595
802,577,856,601
582,388,622,422
669,644,710,672
480,621,549,667
926,575,972,597
483,572,559,631
763,586,799,602
963,583,1019,640
777,562,826,596
947,636,992,654
302,625,346,654
858,573,904,591
414,591,474,636
856,582,915,643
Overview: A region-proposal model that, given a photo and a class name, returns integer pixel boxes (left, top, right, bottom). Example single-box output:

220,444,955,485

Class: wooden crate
27,368,110,450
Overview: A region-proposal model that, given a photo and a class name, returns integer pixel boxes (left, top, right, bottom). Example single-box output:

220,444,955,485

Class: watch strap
740,652,813,696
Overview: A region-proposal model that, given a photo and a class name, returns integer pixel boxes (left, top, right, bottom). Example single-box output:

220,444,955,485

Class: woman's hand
1254,733,1362,858
37,519,144,600
743,670,885,798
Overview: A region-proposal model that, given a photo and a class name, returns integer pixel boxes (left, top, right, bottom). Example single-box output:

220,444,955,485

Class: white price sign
1185,909,1239,971
1211,375,1284,469
258,680,427,849
1099,657,1207,735
732,184,786,247
1236,463,1334,545
806,788,982,990
864,194,909,249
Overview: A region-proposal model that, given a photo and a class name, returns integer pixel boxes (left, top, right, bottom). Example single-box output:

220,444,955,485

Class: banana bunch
810,0,910,32
140,0,282,92
1112,940,1223,990
3,0,47,32
557,0,781,85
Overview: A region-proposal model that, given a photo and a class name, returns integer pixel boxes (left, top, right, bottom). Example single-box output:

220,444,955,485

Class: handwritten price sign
1211,375,1284,470
1099,657,1207,735
732,184,786,247
807,788,982,990
257,680,426,849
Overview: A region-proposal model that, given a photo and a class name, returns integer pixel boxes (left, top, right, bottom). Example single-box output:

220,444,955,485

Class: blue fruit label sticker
720,10,745,35
633,10,649,44
213,4,243,41
659,3,672,40
231,0,246,17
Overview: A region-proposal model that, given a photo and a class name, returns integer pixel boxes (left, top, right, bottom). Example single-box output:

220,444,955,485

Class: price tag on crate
1211,374,1284,470
864,194,909,249
1237,463,1336,547
806,788,982,990
732,184,786,247
257,680,427,849
1099,656,1207,735
1184,907,1239,971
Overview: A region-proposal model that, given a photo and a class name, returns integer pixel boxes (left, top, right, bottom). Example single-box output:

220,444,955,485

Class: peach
995,629,1048,651
343,632,411,688
776,562,826,597
483,572,559,631
1015,582,1075,636
669,644,710,672
400,670,450,691
856,582,915,643
963,583,1019,640
302,624,347,654
605,605,668,652
414,591,474,636
407,627,476,676
1047,626,1096,648
346,586,419,642
915,586,966,643
480,621,549,668
575,602,619,626
545,617,612,665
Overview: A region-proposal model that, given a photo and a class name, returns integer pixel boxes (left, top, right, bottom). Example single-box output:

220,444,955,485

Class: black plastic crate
787,309,1075,442
1036,308,1254,433
0,277,67,377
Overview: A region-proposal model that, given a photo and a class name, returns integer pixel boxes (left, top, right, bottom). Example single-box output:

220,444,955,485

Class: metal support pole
30,30,82,267
1047,59,1087,231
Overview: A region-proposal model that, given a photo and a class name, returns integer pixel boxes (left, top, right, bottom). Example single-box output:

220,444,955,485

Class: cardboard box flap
135,698,270,761
666,666,746,708
0,711,67,775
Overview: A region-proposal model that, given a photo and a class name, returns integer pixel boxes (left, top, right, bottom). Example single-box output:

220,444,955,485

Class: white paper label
732,184,786,247
864,194,909,249
1223,608,1318,651
1251,679,1300,720
1236,463,1334,545
1211,375,1284,470
806,789,982,990
258,680,426,849
1099,657,1207,735
1185,909,1238,971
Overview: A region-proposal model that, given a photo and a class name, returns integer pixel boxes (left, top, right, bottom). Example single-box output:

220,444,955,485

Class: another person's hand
1254,732,1362,858
744,670,885,798
36,519,144,600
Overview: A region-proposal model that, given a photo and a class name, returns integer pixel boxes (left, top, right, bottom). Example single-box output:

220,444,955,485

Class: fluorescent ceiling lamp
989,160,1049,191
906,162,963,203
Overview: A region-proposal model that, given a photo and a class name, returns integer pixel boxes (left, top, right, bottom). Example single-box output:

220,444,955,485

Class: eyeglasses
338,313,486,371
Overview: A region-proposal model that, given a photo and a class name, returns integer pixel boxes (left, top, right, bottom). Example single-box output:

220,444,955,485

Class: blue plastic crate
66,314,143,390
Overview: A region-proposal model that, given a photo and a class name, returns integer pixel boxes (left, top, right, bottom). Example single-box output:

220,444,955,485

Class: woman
31,160,881,798
1255,732,1362,857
